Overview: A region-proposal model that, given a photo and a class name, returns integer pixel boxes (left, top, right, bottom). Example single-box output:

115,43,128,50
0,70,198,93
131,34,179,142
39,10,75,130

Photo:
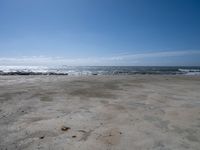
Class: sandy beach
0,75,200,150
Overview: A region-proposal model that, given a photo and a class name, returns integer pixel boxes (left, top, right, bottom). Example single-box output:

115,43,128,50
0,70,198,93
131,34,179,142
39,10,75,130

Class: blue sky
0,0,200,66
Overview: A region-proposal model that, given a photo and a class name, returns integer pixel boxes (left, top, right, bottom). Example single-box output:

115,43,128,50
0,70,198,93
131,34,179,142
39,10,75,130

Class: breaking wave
0,66,200,75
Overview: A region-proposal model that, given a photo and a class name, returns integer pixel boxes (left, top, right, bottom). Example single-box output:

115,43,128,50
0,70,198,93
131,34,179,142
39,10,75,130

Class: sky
0,0,200,66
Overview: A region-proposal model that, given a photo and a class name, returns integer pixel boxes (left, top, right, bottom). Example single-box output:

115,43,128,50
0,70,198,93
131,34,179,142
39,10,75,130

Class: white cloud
108,50,200,60
0,50,199,66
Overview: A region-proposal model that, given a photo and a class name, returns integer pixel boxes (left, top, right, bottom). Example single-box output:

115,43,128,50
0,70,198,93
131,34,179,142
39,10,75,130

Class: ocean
0,66,200,75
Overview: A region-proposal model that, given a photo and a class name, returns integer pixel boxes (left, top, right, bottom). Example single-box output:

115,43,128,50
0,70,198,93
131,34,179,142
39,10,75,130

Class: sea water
0,66,200,75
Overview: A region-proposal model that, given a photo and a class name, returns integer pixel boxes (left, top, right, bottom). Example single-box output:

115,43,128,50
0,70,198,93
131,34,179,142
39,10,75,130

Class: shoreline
0,66,200,76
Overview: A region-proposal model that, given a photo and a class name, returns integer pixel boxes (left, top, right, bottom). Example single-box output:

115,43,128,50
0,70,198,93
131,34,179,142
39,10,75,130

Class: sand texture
0,75,200,150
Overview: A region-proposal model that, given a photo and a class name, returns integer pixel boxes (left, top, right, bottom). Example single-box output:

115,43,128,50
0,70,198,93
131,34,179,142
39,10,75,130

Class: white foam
179,68,200,72
0,66,49,73
179,68,200,75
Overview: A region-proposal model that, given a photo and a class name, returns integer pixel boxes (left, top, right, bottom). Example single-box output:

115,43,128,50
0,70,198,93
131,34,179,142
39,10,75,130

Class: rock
61,126,71,131
72,135,76,138
39,136,45,139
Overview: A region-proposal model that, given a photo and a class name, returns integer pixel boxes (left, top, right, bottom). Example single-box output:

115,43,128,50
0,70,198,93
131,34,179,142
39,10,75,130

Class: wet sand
0,75,200,150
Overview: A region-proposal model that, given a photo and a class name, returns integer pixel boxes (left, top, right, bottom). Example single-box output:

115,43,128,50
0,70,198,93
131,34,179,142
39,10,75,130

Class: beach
0,75,200,150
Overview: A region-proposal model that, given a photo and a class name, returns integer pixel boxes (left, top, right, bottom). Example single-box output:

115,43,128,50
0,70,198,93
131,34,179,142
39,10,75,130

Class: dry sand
0,75,200,150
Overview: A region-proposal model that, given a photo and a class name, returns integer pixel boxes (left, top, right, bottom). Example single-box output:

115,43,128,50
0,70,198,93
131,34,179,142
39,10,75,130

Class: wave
178,68,200,75
178,68,200,72
0,66,68,75
0,66,200,75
